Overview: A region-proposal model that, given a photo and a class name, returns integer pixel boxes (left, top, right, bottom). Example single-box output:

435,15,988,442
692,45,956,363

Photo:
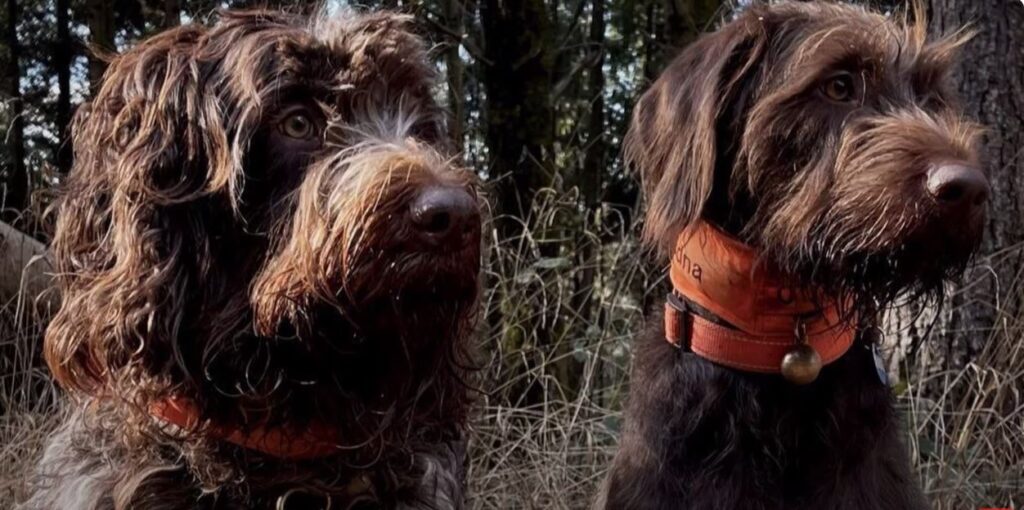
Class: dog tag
871,344,889,386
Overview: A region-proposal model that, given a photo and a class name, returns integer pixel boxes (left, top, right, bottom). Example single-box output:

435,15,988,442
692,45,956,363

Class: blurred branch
554,0,587,49
551,44,602,100
423,15,494,66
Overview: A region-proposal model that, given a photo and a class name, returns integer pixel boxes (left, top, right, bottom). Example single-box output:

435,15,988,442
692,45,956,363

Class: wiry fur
24,9,480,509
601,2,985,509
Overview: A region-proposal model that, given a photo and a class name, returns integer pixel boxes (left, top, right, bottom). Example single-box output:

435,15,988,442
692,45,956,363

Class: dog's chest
608,338,928,510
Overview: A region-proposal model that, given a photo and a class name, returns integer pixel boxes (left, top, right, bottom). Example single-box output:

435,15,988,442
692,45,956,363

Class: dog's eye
822,73,857,103
280,113,317,140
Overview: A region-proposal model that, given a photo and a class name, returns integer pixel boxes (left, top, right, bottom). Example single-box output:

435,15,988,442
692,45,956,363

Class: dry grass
464,191,1024,509
0,304,60,506
904,323,1024,507
1,191,1022,508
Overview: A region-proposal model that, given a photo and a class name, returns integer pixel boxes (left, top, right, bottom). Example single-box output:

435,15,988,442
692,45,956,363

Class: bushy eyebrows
783,25,890,72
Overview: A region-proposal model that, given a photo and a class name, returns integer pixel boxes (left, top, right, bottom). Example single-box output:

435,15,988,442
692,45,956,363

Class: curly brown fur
600,2,986,509
24,9,480,510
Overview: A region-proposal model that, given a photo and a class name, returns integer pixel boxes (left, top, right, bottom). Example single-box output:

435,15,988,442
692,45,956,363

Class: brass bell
781,343,822,385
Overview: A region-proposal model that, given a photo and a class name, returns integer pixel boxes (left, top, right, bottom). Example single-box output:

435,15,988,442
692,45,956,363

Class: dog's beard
761,213,983,318
739,123,985,317
342,245,481,306
200,261,476,438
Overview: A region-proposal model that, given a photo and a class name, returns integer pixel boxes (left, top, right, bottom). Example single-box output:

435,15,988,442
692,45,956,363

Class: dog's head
628,1,986,309
46,10,479,456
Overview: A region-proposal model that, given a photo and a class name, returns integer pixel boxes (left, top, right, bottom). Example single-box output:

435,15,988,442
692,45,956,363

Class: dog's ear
44,25,236,395
625,14,767,254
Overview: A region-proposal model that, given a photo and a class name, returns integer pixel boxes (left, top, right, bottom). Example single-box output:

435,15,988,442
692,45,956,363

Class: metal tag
871,344,889,386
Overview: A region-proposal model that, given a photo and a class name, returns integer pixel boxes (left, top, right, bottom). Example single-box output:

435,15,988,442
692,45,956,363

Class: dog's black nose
926,163,990,211
409,186,480,247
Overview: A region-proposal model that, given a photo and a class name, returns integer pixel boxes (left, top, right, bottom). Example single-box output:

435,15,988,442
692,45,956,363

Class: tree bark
581,0,605,211
164,0,181,28
643,0,657,81
564,0,608,398
479,0,556,404
643,0,721,78
443,0,465,152
3,0,27,223
918,1,1024,367
480,0,555,231
664,0,720,49
55,0,73,175
86,0,115,90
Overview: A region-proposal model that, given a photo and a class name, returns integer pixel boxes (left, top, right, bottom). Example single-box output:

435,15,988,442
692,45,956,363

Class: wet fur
600,324,924,510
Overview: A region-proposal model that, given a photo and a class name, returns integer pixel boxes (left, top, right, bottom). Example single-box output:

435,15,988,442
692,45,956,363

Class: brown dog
600,2,986,509
24,10,480,510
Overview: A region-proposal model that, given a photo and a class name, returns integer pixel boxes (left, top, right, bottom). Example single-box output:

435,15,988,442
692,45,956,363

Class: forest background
0,0,1022,507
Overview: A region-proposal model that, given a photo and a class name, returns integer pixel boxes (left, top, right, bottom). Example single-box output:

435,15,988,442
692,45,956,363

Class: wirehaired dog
600,2,986,509
23,9,481,510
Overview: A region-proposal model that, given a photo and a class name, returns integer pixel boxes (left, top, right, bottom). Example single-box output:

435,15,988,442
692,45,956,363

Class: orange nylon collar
150,397,341,460
664,221,856,374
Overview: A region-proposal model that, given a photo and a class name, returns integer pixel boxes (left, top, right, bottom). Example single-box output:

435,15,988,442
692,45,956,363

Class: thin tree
56,0,74,174
480,0,555,233
565,0,607,395
664,0,720,49
164,0,181,27
87,0,115,88
3,0,27,223
443,0,465,151
479,0,558,405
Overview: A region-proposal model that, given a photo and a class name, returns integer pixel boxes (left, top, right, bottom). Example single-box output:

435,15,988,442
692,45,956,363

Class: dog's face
46,10,479,444
628,1,986,307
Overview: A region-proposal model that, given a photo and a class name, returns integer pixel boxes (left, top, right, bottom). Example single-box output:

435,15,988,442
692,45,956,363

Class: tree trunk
3,0,27,223
164,0,181,28
479,0,556,404
443,0,465,152
55,0,73,175
572,0,607,318
664,0,720,49
640,0,721,83
565,0,607,399
581,0,605,211
917,1,1024,367
480,0,555,230
86,0,115,90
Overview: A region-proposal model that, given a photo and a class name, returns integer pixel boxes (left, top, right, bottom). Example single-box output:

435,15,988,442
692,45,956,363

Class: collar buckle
664,293,691,350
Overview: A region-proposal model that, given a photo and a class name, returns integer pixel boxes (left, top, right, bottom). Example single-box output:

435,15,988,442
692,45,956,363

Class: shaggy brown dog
23,9,480,510
599,2,986,509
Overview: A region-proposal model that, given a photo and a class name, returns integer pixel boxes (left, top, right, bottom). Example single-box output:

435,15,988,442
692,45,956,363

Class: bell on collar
781,319,823,384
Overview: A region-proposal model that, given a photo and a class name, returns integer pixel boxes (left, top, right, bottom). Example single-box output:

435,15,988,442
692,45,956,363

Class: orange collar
664,221,856,382
150,397,341,460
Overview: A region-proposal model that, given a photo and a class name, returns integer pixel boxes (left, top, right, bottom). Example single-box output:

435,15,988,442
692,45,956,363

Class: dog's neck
665,220,857,384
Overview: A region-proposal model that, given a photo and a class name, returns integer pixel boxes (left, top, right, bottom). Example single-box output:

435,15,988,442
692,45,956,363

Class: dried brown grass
1,191,1022,508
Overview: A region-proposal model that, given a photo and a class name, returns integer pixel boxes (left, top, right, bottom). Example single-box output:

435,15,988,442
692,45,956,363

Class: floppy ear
44,25,236,395
624,14,767,254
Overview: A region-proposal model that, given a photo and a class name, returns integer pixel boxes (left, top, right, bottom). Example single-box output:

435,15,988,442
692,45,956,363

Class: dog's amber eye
823,73,856,102
280,113,316,139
